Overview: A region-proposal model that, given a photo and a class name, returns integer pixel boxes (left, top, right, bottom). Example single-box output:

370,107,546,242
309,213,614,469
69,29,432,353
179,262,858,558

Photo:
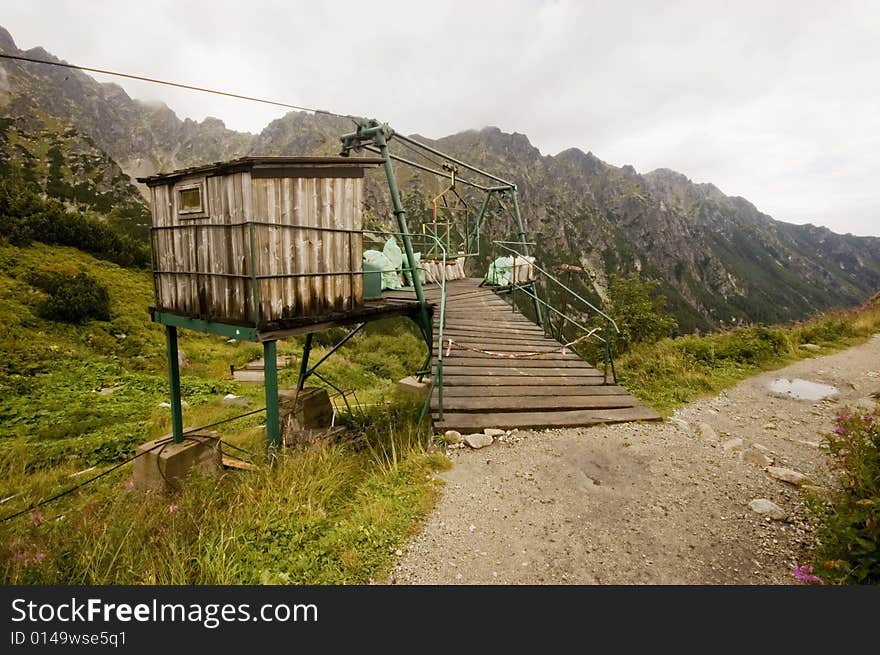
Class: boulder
463,433,493,449
743,447,773,467
749,498,787,520
668,417,690,432
396,375,429,398
483,428,506,437
444,430,462,444
766,466,810,486
721,437,744,452
695,422,718,440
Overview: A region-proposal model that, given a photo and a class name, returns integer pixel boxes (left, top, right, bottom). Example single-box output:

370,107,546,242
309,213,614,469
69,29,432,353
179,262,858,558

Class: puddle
768,378,839,401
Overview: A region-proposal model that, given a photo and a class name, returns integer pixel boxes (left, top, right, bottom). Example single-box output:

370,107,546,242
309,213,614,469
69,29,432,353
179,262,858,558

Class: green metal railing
364,230,449,424
490,241,620,384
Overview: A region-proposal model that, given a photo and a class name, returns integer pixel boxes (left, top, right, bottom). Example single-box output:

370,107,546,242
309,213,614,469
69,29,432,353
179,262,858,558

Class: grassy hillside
0,241,447,584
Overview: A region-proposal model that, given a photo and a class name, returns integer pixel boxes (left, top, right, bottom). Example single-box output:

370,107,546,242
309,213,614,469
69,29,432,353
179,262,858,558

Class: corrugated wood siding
150,172,364,326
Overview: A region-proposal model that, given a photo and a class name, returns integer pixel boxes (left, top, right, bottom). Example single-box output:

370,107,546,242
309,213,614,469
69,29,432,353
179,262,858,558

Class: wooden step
442,375,609,386
438,366,604,377
436,356,590,368
433,406,661,431
434,385,630,398
431,395,640,412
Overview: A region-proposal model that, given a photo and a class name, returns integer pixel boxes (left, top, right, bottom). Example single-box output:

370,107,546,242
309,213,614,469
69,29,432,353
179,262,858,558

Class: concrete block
396,375,429,398
133,433,222,493
279,387,334,447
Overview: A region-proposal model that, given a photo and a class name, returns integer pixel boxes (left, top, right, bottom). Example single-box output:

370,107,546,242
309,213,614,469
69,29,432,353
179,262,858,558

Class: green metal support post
297,333,314,391
165,325,184,444
371,124,434,358
469,190,494,256
509,189,544,328
263,340,281,450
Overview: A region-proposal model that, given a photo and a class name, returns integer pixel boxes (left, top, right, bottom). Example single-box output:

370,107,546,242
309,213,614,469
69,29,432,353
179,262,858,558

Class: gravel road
389,334,880,584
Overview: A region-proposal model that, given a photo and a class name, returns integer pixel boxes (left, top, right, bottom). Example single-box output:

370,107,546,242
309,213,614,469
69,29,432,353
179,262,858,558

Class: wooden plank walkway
407,278,661,432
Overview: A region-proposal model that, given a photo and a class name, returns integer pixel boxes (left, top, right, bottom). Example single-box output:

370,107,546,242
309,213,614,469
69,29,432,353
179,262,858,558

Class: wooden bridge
389,278,660,433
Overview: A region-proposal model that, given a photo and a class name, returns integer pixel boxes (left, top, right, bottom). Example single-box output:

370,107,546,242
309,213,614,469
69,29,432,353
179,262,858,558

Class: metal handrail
507,282,598,341
493,241,619,333
489,240,618,384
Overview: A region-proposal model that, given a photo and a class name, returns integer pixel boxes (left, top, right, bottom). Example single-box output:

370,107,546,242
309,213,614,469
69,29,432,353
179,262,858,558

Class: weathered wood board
142,157,380,328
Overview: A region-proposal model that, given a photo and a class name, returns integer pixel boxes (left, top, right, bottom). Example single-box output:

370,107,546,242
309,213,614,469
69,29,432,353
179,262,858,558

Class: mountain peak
200,116,226,129
0,25,17,53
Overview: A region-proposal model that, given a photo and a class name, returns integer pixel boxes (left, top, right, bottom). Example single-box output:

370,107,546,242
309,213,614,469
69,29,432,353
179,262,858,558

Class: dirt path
389,335,880,584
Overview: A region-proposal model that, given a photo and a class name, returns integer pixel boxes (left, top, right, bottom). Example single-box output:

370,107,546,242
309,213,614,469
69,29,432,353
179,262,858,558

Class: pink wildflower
169,504,179,513
29,509,43,527
793,564,823,585
122,480,135,491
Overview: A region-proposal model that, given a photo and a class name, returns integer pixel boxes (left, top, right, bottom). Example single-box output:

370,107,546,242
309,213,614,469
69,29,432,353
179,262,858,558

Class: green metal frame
341,119,435,372
263,340,280,450
296,323,366,390
164,325,185,443
151,309,259,342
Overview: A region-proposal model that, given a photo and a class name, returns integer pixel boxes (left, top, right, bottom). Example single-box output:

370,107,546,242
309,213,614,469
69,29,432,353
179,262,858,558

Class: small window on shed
176,180,207,218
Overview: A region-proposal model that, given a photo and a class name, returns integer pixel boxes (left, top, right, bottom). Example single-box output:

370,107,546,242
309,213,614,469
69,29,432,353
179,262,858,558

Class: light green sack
403,251,424,286
485,256,514,286
363,249,401,290
383,237,403,269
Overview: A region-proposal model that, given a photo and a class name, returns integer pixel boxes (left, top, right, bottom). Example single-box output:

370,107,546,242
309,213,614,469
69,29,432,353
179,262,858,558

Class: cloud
2,0,878,235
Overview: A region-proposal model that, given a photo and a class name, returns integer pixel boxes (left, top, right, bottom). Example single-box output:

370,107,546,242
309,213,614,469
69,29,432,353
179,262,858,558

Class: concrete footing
396,375,430,398
279,387,334,448
133,433,222,493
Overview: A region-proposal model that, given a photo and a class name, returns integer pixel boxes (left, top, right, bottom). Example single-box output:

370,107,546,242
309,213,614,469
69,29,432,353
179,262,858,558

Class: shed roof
137,156,385,186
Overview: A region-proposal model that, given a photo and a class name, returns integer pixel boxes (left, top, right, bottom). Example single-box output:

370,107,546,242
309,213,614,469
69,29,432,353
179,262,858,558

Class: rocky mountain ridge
1,25,877,330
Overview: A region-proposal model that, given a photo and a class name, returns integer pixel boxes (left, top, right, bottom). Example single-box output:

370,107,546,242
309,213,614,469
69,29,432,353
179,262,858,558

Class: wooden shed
139,156,384,329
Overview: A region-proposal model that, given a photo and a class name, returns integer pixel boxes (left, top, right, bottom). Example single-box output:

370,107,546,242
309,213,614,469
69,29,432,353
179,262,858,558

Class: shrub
28,270,111,324
811,406,880,584
604,273,678,350
0,178,149,268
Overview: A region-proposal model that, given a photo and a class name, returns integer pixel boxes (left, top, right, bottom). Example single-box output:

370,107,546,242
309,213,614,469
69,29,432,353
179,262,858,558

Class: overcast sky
3,1,878,236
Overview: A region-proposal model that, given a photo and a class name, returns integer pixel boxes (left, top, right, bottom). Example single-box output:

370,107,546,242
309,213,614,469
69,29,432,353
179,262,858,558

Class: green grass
0,241,443,584
2,402,449,585
612,295,880,415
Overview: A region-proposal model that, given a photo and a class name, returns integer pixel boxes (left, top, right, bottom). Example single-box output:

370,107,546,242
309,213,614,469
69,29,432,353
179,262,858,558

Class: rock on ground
766,467,810,486
444,430,462,444
695,422,718,440
749,498,788,520
743,447,773,468
463,433,493,449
